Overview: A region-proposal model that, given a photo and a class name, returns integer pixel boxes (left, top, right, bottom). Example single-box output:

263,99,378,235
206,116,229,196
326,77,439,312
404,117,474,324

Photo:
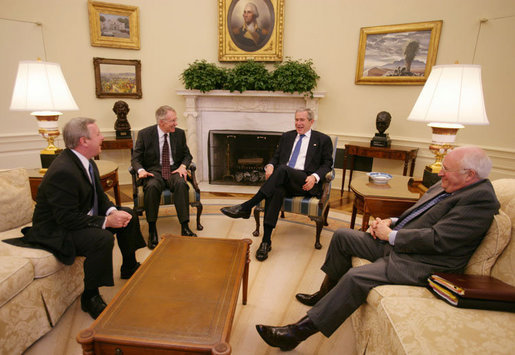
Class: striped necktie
393,192,451,230
288,134,305,168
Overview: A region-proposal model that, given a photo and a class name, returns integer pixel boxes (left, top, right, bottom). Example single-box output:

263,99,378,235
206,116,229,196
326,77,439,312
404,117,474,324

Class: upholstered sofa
350,178,515,354
0,168,84,354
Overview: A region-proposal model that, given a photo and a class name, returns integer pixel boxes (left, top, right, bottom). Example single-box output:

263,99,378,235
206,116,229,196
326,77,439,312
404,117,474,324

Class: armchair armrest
318,170,334,208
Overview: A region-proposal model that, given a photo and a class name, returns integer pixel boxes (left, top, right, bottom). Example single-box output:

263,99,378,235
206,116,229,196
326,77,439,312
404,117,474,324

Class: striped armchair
252,135,338,249
129,163,203,231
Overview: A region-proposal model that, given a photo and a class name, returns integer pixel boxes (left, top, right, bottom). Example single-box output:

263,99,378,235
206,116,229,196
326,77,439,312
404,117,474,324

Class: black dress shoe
81,294,107,320
148,229,158,249
120,262,140,279
220,204,251,219
255,316,318,351
256,242,272,261
181,224,197,237
296,291,323,306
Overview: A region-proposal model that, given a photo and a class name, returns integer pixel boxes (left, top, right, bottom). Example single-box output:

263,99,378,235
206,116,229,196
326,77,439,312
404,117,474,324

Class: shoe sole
220,209,251,219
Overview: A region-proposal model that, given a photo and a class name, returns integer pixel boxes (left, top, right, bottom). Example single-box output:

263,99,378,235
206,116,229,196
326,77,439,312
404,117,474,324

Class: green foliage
223,60,271,92
270,58,320,97
180,58,319,96
180,60,226,92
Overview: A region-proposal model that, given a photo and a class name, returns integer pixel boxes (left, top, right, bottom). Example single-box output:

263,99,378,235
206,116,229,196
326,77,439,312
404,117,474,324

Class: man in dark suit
221,108,333,261
255,146,500,351
23,117,146,319
131,105,196,249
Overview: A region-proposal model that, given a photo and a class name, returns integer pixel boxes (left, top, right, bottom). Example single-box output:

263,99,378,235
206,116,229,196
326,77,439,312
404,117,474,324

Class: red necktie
162,133,171,180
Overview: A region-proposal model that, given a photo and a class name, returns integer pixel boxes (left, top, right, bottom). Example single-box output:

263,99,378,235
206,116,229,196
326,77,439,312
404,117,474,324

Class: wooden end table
28,160,121,205
77,235,252,355
341,142,419,195
94,137,134,160
350,174,421,231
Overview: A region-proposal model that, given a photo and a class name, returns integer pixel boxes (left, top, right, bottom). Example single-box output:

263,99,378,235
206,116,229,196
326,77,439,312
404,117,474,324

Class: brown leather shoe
296,275,336,306
256,316,318,351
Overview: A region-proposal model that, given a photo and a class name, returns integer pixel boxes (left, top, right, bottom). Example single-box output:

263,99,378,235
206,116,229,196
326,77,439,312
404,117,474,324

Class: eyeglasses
440,166,471,174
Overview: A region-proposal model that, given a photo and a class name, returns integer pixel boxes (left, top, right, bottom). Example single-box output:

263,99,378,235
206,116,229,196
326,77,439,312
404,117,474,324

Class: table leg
113,171,121,206
348,155,355,191
242,242,250,305
361,212,371,231
403,156,409,176
409,158,416,176
350,204,357,229
341,152,348,196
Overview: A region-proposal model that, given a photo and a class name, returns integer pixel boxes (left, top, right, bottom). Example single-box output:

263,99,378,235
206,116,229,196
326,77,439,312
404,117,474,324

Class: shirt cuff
102,207,117,229
388,230,397,246
312,173,320,183
390,217,398,227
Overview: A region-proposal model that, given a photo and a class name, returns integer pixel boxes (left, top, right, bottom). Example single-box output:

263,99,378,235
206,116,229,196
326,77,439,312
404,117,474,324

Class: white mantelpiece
176,90,325,182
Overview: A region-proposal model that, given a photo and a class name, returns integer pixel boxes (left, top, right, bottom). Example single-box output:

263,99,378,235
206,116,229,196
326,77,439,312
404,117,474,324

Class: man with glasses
132,105,196,249
255,146,500,351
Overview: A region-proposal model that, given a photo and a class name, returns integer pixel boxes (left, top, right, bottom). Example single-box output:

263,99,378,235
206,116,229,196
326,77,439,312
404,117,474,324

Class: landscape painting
93,58,142,98
99,13,130,38
355,21,442,85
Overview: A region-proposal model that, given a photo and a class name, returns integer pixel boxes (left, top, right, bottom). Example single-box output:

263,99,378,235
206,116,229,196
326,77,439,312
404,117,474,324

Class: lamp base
40,149,63,172
423,165,441,188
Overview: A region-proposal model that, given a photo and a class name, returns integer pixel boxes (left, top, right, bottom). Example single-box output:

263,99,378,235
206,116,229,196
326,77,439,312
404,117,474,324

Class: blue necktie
393,192,450,230
88,162,99,216
288,134,305,168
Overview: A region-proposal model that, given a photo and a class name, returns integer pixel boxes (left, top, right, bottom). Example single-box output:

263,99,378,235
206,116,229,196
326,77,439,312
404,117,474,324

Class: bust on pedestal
370,111,392,147
113,100,132,139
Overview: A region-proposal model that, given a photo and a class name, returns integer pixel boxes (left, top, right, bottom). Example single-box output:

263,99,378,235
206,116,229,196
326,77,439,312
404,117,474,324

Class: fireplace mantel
177,89,326,182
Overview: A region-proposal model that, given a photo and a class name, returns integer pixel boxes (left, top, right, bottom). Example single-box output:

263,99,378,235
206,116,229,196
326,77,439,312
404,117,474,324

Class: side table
94,138,133,160
350,174,421,231
28,160,121,205
341,142,419,195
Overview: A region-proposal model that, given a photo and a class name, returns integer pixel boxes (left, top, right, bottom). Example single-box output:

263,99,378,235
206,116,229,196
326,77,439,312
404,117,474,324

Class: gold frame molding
355,20,442,85
218,0,284,61
88,1,140,50
93,57,142,99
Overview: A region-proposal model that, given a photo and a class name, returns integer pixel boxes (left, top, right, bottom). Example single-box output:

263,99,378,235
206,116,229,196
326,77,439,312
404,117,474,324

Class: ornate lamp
10,60,79,172
407,64,489,187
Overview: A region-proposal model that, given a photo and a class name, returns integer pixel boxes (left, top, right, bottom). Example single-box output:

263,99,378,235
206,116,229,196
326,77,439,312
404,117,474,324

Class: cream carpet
25,199,360,355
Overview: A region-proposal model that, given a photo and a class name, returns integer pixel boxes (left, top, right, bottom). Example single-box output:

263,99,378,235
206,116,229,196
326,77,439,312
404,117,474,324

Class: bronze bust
370,111,392,147
113,101,132,139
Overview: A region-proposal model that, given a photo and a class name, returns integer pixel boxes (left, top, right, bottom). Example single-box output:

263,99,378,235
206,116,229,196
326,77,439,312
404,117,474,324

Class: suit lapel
170,131,177,160
399,184,444,220
304,131,317,168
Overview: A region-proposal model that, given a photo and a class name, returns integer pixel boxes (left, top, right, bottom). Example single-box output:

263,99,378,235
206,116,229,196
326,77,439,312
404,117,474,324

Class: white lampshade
407,64,489,128
10,60,78,114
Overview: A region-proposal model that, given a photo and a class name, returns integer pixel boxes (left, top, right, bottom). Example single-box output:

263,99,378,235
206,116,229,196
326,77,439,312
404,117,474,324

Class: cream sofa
0,168,84,354
351,178,515,354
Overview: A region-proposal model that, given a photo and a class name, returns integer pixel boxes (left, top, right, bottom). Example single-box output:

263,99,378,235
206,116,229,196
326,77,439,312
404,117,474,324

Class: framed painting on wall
88,1,140,50
218,0,284,61
93,58,142,99
355,20,443,85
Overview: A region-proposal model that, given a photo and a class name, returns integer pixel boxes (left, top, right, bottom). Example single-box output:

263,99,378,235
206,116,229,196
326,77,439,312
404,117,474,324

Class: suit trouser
70,207,146,289
143,173,190,223
307,228,394,337
259,165,317,228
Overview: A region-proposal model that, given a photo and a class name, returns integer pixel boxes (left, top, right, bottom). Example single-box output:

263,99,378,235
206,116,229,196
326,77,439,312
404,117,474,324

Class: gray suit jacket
386,179,499,284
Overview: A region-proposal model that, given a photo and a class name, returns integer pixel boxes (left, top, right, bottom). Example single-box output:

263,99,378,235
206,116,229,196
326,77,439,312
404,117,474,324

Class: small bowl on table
367,172,393,185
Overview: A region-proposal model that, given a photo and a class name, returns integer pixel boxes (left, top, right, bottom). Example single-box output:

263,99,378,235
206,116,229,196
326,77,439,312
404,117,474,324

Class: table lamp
10,60,79,172
407,64,489,187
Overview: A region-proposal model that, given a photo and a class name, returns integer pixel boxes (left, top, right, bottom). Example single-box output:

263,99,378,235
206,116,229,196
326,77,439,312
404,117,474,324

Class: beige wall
1,0,514,184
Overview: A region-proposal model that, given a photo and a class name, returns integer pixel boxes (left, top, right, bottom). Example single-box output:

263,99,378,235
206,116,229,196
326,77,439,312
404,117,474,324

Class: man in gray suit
256,146,500,351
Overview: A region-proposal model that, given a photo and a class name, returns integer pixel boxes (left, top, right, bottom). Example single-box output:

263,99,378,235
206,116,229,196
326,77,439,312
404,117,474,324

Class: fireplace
209,130,281,185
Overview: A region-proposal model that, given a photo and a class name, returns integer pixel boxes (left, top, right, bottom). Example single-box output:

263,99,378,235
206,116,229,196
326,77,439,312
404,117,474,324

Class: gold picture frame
93,58,142,99
218,0,284,62
88,1,140,50
355,20,442,85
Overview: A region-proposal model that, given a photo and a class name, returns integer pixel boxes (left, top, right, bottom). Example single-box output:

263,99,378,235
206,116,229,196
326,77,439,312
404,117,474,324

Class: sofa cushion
378,297,515,354
0,229,64,278
465,210,511,276
0,256,34,307
0,168,33,233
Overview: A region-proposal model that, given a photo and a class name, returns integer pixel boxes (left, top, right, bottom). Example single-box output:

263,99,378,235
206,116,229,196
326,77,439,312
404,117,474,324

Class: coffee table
77,235,252,354
350,174,421,231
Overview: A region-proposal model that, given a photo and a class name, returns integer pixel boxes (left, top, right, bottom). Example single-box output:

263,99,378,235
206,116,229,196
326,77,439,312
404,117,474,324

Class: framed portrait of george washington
355,21,442,85
218,0,284,61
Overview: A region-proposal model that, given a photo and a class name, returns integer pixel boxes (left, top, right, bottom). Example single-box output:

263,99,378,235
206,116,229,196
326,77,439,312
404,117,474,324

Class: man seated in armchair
131,105,197,249
254,146,500,351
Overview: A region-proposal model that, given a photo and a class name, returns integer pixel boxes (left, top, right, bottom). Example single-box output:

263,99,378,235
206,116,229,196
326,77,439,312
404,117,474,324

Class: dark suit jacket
131,125,193,175
269,129,333,187
386,179,500,284
24,149,115,264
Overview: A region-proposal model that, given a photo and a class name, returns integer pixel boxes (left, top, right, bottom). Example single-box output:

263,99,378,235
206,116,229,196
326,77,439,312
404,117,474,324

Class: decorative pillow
465,210,511,276
0,169,34,233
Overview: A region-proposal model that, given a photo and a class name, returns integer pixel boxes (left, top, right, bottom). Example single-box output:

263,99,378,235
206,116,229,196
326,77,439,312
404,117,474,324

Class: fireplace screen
208,130,282,185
